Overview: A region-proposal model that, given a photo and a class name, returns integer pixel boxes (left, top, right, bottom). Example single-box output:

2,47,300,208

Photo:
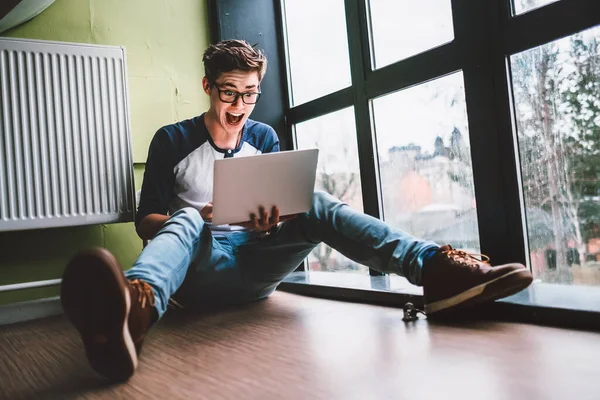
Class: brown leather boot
422,245,533,315
61,247,157,381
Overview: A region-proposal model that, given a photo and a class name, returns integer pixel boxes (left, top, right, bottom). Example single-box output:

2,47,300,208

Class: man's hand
233,206,296,232
200,202,213,222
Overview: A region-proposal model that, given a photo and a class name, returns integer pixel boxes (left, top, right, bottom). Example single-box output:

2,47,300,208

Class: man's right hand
200,202,213,222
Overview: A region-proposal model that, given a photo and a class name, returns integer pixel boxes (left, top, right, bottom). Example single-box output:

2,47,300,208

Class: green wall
0,0,210,305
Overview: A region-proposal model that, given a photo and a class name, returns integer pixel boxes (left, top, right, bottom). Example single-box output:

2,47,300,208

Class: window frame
282,0,600,325
283,0,599,261
210,0,600,330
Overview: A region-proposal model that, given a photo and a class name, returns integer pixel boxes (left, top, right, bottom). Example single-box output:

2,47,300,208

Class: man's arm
136,213,171,241
135,130,176,240
137,202,213,240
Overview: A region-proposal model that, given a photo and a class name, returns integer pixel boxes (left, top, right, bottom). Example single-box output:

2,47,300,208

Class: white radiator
0,38,135,232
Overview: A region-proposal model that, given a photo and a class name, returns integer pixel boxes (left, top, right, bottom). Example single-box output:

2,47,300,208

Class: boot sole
425,268,533,315
60,248,137,381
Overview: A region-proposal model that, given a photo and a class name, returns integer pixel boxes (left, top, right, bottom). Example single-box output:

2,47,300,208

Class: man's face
203,70,260,136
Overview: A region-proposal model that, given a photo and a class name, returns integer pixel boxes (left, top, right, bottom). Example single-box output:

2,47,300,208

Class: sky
284,0,598,164
284,0,469,163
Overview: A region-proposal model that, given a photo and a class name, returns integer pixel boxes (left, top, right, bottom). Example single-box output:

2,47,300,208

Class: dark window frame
209,0,600,330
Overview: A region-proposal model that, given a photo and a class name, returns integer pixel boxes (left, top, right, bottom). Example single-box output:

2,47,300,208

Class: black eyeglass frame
211,82,262,104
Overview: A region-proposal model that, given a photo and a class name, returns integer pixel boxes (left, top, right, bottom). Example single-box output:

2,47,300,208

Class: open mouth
226,112,244,125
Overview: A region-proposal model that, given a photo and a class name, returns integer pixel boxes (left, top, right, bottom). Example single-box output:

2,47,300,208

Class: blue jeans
125,191,438,318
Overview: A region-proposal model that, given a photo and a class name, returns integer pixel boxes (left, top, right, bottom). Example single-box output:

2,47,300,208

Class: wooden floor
1,292,599,400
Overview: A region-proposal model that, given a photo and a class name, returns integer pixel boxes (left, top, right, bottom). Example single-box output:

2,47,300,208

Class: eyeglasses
211,82,262,105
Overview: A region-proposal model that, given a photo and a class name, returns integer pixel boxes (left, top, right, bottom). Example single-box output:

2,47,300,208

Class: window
513,0,561,15
372,72,480,252
282,0,352,106
511,25,600,286
272,0,600,326
367,0,454,69
295,107,368,274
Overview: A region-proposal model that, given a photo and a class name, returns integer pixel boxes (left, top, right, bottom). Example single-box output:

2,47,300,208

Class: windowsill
279,271,600,331
496,280,600,312
282,271,422,295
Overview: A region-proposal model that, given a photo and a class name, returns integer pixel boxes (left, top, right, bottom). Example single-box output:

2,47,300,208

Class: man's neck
204,112,242,150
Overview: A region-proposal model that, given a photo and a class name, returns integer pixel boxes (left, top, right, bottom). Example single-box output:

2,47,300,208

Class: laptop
211,148,319,226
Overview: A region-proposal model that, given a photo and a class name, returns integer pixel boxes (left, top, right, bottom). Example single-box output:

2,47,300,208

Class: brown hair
202,39,268,83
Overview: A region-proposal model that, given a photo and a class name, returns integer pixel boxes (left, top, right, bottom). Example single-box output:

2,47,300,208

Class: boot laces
130,279,156,309
442,248,490,268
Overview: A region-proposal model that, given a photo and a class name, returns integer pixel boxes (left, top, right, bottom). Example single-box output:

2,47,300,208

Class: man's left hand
233,206,296,232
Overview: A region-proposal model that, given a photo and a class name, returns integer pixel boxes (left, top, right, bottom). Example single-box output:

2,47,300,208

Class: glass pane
513,0,560,15
372,72,480,253
283,0,352,106
368,0,454,69
511,25,600,286
295,107,368,274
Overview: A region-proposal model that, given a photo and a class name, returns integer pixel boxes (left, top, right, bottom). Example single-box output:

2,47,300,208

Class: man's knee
312,190,337,209
167,207,205,237
311,190,345,215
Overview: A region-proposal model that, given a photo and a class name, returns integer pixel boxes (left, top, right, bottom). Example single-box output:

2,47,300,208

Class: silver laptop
211,149,319,226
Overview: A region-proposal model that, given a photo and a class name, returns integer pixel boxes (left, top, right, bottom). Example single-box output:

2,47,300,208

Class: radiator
0,38,135,232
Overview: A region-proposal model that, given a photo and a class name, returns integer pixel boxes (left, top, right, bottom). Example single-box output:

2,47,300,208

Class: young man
61,40,533,381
